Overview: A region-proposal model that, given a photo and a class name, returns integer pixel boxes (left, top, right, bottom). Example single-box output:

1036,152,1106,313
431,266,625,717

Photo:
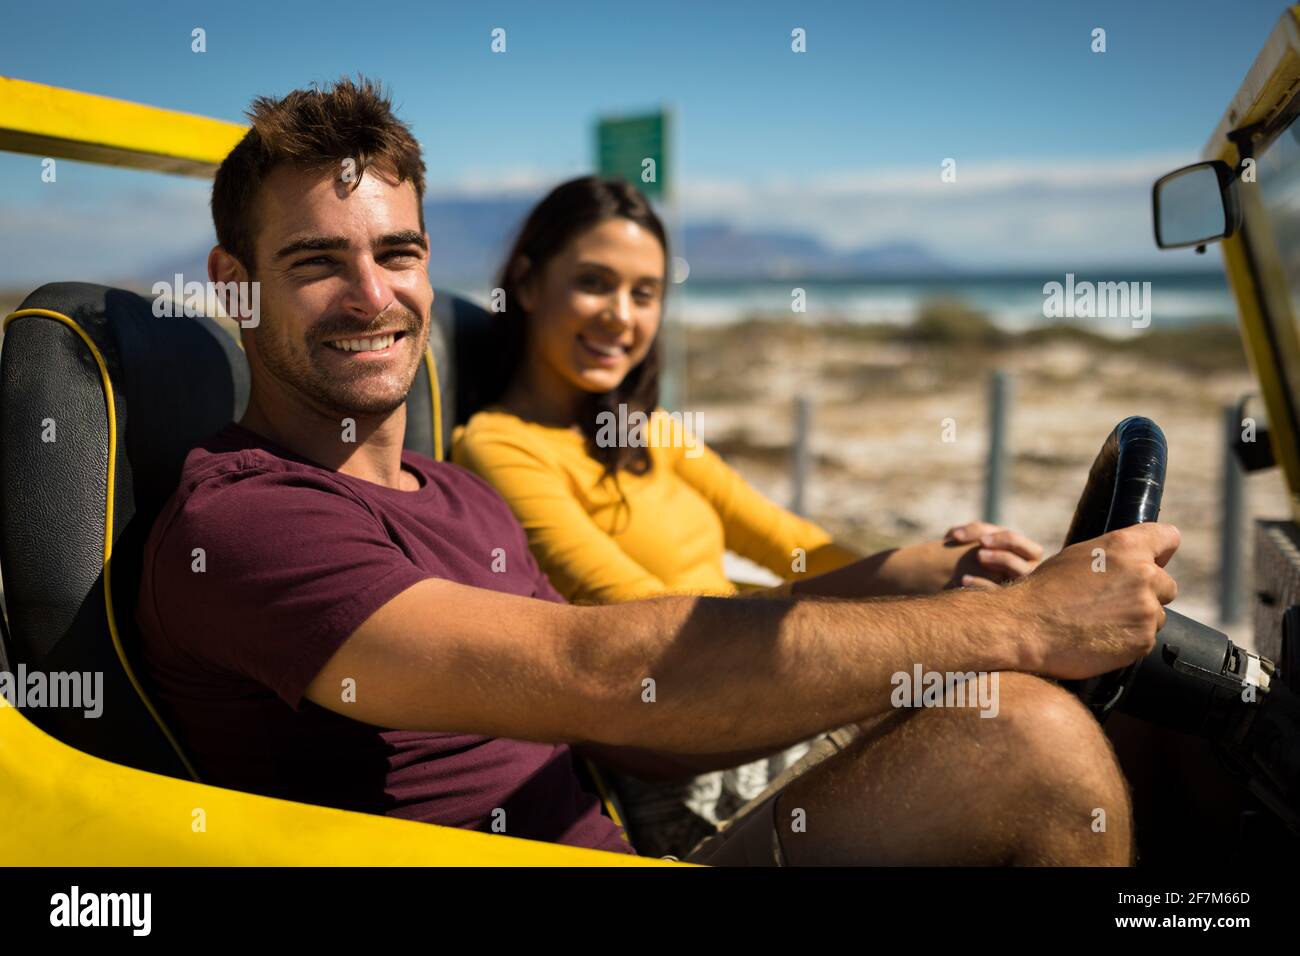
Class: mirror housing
1153,160,1240,249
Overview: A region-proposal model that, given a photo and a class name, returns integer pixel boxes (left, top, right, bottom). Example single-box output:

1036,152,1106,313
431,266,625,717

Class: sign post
596,113,667,197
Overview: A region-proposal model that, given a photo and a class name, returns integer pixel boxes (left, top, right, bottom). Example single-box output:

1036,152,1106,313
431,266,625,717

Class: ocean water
673,270,1234,334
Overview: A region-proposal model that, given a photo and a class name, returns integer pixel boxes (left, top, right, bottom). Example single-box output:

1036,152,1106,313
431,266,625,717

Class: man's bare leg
774,672,1133,865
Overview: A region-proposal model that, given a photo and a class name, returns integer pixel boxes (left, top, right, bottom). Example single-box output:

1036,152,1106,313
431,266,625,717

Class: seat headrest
1,282,249,776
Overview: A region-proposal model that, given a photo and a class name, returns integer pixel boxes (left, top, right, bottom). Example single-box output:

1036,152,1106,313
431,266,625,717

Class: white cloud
425,165,575,198
674,152,1202,266
0,182,213,286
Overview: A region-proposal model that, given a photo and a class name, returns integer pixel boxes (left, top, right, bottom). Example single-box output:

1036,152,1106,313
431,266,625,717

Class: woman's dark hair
470,175,669,478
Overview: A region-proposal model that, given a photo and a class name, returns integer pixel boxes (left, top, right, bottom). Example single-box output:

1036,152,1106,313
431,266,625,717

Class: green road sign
596,111,667,197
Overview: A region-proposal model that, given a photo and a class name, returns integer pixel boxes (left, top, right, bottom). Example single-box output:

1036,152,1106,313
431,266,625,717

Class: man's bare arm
302,523,1178,755
305,577,1019,752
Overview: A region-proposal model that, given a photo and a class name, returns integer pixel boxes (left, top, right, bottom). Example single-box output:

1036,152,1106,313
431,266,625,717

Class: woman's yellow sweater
452,407,860,604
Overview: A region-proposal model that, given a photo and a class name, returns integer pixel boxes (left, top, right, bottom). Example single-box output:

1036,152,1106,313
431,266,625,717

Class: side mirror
1153,160,1240,249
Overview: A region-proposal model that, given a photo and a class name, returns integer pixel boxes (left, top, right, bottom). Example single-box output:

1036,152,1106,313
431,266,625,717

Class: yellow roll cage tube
0,77,661,866
1201,7,1300,518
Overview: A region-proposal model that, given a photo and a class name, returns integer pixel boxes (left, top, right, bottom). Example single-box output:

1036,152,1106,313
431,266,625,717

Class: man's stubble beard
254,304,427,418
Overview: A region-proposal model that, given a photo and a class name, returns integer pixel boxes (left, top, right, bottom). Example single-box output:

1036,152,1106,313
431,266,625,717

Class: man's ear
207,246,253,327
208,246,249,285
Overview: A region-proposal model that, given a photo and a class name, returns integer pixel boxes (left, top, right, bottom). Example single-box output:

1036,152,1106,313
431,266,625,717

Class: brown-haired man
138,77,1180,865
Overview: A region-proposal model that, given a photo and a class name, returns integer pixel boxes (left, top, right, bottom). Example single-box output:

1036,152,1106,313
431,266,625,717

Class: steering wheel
1061,416,1169,720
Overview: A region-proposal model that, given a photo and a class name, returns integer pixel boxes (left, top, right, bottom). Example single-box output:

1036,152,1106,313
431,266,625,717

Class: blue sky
0,0,1290,282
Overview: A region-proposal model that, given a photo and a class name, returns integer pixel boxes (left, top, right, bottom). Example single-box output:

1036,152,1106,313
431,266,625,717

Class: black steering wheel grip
1061,416,1168,718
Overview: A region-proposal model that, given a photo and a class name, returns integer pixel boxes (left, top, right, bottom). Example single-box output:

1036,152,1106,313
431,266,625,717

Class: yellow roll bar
0,76,246,176
1202,6,1300,516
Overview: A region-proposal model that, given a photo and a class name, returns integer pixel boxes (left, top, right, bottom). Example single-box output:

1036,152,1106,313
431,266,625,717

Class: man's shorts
677,724,862,866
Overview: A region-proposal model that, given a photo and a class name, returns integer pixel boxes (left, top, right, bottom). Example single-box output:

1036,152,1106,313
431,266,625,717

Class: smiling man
137,77,1182,866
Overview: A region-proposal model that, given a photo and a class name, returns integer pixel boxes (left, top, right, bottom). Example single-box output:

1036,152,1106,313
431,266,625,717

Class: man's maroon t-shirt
136,422,632,855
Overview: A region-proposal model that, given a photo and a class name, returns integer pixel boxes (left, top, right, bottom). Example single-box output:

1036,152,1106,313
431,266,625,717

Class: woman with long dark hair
452,175,1043,856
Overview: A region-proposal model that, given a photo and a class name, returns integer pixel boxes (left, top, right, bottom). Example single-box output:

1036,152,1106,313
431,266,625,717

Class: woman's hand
941,521,1044,590
783,522,1046,600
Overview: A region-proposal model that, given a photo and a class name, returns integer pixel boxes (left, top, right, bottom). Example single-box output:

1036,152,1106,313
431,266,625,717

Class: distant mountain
679,223,955,279
422,196,532,284
140,195,956,286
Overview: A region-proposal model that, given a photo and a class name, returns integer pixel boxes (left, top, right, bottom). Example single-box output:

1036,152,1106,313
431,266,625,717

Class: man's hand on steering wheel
1010,522,1181,682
